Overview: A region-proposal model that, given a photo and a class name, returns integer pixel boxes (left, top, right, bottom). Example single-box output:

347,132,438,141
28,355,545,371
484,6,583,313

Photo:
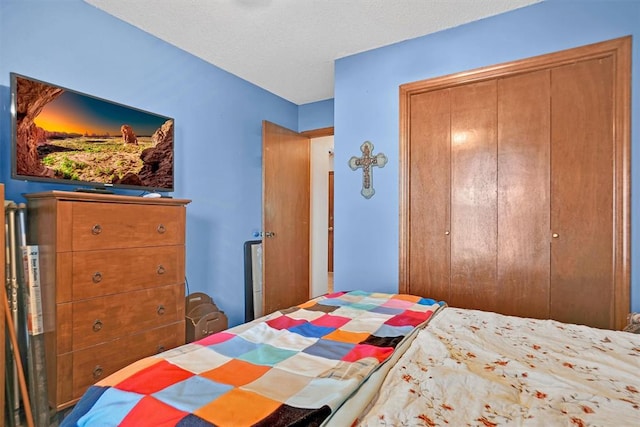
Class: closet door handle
552,233,559,238
445,230,450,235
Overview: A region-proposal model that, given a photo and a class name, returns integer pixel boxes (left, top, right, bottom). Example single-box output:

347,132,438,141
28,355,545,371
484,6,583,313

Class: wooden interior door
262,121,310,314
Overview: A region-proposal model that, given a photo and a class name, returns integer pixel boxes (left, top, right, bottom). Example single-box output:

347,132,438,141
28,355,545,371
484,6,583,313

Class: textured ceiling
83,0,540,105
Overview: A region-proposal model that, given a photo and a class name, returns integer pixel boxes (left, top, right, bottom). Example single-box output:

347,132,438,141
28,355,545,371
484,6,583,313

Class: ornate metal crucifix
349,141,387,199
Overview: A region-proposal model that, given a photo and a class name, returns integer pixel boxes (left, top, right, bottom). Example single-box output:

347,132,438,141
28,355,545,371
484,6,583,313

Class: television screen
11,73,174,192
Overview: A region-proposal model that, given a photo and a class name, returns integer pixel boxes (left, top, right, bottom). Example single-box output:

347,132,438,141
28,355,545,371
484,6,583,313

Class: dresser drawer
71,284,184,350
67,321,185,406
69,202,185,250
70,246,185,301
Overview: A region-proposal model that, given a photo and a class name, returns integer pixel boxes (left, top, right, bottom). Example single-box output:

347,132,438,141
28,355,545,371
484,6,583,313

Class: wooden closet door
497,70,551,318
449,81,497,312
407,89,451,300
550,57,615,329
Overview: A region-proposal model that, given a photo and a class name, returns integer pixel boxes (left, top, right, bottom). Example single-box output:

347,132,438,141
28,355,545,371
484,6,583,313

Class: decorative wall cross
349,141,387,199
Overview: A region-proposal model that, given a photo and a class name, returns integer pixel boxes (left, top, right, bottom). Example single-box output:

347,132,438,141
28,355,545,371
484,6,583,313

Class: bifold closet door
550,57,614,329
449,81,498,312
408,89,451,300
497,70,550,318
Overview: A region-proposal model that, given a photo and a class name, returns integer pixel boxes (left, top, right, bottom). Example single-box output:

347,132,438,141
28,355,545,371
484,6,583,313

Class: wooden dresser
25,191,191,410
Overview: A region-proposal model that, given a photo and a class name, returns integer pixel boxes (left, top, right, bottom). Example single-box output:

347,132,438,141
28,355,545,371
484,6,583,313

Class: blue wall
299,99,334,132
0,0,298,326
333,0,640,312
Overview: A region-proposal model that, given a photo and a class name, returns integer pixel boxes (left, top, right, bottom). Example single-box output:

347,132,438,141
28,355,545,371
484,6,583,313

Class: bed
60,290,640,427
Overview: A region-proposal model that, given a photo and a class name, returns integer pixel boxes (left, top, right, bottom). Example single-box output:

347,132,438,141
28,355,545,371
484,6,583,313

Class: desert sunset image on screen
12,74,174,191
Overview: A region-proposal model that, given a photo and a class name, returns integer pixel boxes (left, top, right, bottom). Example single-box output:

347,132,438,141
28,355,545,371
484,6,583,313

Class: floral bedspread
61,291,443,427
356,307,640,426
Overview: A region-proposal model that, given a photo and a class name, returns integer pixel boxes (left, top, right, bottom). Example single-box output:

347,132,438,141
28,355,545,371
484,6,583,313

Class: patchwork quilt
61,290,444,427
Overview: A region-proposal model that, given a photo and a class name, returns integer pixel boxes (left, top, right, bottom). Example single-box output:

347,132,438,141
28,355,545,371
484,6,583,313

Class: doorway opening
309,135,334,297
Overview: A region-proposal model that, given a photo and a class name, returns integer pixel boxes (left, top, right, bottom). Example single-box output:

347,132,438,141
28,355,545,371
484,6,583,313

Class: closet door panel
408,89,451,300
550,57,614,329
497,70,551,318
450,81,497,311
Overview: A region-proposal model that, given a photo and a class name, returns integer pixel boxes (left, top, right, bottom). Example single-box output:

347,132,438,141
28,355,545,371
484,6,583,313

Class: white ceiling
83,0,540,105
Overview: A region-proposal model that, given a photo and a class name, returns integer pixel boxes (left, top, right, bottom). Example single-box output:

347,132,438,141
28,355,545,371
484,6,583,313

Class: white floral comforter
356,307,640,426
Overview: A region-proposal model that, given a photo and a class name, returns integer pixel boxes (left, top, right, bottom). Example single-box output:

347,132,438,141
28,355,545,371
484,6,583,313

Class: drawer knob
91,224,102,235
92,272,103,283
157,265,166,275
157,224,166,234
92,319,103,332
92,365,103,380
157,305,165,316
157,345,166,353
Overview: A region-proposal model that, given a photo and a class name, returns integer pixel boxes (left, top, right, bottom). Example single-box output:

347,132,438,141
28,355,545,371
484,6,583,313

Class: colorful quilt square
163,345,230,374
194,388,281,426
315,298,352,308
115,360,195,395
97,357,162,387
369,305,406,315
200,359,270,387
77,387,143,426
322,291,349,299
207,334,259,358
381,297,415,309
239,342,298,366
392,293,422,303
343,343,394,363
286,377,350,409
243,367,313,402
276,351,339,376
253,404,331,427
339,311,394,334
240,322,318,351
288,322,335,338
303,338,355,360
419,297,442,306
361,334,404,348
303,303,339,313
286,308,327,321
375,323,415,337
319,359,372,382
312,313,351,329
195,331,235,346
266,315,307,330
385,309,434,327
119,395,188,427
322,329,371,344
153,375,233,412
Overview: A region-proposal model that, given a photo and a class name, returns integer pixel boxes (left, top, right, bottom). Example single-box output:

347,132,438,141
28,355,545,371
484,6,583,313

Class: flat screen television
10,72,174,193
